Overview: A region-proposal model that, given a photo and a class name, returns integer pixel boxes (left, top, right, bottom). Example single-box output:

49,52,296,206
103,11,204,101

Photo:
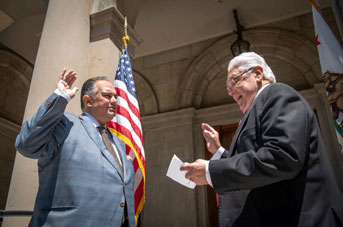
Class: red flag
107,47,145,225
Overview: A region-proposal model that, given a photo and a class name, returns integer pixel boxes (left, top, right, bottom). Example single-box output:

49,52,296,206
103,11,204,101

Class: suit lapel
227,105,253,157
227,85,269,157
79,114,124,180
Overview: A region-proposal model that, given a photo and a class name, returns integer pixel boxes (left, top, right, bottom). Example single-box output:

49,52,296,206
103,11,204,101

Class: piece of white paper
166,154,196,189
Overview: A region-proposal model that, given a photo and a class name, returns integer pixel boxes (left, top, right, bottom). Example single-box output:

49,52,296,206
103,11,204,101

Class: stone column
141,108,199,227
89,5,142,81
3,0,91,226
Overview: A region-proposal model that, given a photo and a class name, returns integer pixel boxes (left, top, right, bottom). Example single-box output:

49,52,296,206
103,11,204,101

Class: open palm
57,69,78,98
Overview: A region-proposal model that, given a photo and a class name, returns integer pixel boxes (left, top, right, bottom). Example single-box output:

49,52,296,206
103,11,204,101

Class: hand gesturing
57,69,78,99
201,123,221,154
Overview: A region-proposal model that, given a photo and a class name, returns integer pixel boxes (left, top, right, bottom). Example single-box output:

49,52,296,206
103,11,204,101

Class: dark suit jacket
15,93,135,227
209,83,343,227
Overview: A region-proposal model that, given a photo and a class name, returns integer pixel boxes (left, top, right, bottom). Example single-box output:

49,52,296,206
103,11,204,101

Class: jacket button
120,202,125,207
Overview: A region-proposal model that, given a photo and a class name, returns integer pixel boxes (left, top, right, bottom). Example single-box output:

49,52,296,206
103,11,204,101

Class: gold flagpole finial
309,0,321,12
123,16,130,48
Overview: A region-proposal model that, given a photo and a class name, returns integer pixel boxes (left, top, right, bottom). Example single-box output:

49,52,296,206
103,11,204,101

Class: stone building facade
0,0,342,226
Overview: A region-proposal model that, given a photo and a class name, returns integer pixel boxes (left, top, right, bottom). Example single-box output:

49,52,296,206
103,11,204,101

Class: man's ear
82,95,93,108
254,66,264,82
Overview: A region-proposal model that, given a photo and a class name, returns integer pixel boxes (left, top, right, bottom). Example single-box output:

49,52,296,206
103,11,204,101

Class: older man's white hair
228,52,276,83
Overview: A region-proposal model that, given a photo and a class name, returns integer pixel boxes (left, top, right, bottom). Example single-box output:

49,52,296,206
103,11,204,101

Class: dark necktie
97,126,123,175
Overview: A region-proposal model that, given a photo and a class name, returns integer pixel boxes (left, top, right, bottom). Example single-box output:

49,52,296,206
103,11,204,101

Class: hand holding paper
166,155,196,189
181,159,208,185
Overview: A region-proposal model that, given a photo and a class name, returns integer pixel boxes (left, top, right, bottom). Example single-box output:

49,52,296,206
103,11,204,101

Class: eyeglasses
227,67,254,94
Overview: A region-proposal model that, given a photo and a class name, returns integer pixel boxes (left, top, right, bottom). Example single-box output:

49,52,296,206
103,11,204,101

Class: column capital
90,7,143,57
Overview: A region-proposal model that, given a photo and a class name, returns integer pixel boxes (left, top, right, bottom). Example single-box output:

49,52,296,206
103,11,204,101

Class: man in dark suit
15,69,135,226
181,52,343,226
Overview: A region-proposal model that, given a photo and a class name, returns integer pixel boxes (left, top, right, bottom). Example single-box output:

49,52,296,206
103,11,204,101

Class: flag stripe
112,118,145,164
115,80,140,111
116,104,143,140
108,123,146,174
112,115,145,157
127,146,139,172
109,128,146,184
134,165,143,191
132,153,139,172
111,115,141,147
134,179,144,209
108,123,145,165
135,194,145,224
116,87,141,128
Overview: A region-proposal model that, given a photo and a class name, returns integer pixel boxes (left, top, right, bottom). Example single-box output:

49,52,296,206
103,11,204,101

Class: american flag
107,47,145,224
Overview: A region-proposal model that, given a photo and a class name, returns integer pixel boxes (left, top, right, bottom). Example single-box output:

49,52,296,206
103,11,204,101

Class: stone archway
176,28,321,109
0,49,33,210
134,70,158,116
0,49,32,124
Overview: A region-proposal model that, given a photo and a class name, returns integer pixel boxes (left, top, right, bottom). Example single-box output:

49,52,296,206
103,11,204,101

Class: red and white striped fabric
107,47,145,225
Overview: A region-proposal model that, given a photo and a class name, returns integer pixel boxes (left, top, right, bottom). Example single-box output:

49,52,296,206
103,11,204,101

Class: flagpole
308,0,321,12
123,16,130,48
329,0,343,43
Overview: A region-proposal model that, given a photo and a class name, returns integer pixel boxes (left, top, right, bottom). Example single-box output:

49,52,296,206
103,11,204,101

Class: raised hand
201,123,221,154
57,69,78,99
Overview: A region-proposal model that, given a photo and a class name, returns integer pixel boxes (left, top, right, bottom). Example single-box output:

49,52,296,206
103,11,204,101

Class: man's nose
228,87,235,96
228,90,233,96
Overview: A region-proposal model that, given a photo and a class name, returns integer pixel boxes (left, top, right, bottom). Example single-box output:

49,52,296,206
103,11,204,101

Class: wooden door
205,123,238,227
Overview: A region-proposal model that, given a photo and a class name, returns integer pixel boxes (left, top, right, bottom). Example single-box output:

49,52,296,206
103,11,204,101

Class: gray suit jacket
16,93,135,227
209,83,343,227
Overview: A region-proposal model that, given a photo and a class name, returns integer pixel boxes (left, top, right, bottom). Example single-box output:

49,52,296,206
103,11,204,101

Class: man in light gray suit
16,69,135,226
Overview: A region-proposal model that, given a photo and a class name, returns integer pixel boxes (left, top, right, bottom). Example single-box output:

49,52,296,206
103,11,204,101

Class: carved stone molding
0,49,32,89
90,6,143,56
142,108,196,131
0,49,32,124
195,102,242,126
134,70,158,116
176,28,321,110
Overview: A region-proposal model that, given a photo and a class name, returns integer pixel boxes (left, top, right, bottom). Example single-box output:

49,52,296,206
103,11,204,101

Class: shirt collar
254,83,270,100
83,112,102,128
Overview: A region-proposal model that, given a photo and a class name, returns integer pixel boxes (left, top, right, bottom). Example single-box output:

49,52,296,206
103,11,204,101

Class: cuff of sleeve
54,89,71,102
206,161,213,187
211,147,225,160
